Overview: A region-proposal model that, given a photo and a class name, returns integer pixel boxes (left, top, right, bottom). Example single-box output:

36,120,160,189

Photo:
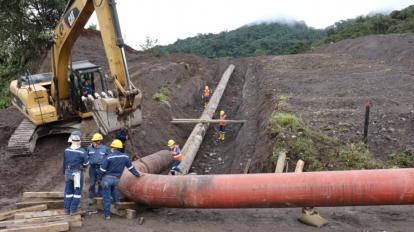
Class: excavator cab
68,60,107,117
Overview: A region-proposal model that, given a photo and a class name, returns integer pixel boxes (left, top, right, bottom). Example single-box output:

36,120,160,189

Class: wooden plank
14,210,66,219
0,215,81,229
16,201,63,210
0,205,47,221
22,193,63,199
0,221,69,232
171,119,246,124
274,151,286,173
243,159,252,174
115,202,137,210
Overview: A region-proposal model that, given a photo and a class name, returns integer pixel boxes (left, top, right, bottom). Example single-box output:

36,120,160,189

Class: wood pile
0,192,82,232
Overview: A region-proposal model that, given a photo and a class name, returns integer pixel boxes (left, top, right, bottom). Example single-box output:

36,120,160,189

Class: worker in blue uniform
87,132,110,204
98,139,144,219
63,131,89,215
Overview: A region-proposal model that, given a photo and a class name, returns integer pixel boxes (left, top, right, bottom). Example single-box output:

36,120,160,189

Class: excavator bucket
82,92,142,135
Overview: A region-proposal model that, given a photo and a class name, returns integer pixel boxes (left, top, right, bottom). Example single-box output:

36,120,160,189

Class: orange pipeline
119,165,414,208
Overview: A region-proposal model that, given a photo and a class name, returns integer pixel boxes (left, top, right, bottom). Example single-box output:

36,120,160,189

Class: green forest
0,2,413,108
325,5,414,42
157,22,326,58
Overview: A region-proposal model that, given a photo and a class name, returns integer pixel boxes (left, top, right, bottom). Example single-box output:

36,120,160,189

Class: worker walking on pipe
87,132,110,205
168,139,183,175
202,85,212,108
63,131,89,215
98,139,144,220
218,110,227,141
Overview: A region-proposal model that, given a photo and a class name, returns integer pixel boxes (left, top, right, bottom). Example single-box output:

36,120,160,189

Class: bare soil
1,30,414,231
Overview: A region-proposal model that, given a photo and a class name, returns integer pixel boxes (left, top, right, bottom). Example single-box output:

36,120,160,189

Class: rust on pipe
179,64,235,174
119,168,414,208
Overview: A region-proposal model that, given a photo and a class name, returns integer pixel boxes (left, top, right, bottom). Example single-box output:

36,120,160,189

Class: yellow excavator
8,0,142,155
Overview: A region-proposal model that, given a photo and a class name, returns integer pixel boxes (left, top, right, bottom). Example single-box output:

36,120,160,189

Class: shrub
152,87,170,106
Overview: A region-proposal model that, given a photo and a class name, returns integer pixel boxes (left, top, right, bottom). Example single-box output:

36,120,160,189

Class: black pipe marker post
363,101,372,144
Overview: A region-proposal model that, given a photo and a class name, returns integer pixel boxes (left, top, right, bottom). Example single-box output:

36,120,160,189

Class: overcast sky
86,0,412,49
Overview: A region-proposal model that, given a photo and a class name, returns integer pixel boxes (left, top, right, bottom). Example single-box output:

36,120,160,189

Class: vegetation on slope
158,22,325,58
325,5,414,43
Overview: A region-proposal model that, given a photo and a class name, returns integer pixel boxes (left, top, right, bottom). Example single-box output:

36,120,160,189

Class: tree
0,0,66,108
140,36,158,51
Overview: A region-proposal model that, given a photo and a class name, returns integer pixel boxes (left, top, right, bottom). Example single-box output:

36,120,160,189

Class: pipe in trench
120,154,414,208
178,64,235,174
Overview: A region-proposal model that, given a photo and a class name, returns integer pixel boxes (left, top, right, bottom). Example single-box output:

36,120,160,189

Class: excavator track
7,118,38,156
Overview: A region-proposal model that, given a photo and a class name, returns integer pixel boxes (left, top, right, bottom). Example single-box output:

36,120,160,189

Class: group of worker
203,85,227,141
63,131,143,220
63,84,225,220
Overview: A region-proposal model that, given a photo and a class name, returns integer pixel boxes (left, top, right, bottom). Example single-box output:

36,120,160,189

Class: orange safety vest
203,89,211,97
171,145,183,161
219,115,226,126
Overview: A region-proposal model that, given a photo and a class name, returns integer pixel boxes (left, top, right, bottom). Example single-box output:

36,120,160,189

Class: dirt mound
313,33,414,69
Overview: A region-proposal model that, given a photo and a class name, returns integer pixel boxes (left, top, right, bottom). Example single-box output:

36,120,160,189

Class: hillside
158,21,325,58
325,5,414,43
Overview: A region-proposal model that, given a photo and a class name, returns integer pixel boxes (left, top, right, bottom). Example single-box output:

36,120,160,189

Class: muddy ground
1,30,414,231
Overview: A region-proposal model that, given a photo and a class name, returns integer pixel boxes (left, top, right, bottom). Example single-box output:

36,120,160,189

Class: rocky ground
1,30,414,231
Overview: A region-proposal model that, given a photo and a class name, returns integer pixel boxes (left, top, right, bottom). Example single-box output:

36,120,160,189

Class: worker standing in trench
167,139,183,175
86,133,110,205
98,139,144,219
218,110,227,141
202,85,212,108
63,131,89,215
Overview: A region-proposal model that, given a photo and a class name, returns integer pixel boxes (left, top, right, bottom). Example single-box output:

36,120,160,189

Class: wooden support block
16,201,63,210
115,202,137,210
0,221,69,232
22,193,63,199
125,209,136,219
274,151,286,173
1,215,81,229
94,198,103,210
14,210,66,219
110,205,126,217
243,159,252,174
0,205,47,221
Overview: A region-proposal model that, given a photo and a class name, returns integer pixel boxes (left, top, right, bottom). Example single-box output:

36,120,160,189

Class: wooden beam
22,193,63,199
171,119,246,124
274,151,286,173
16,201,63,210
0,205,47,221
243,159,252,174
0,215,81,229
14,210,66,219
115,202,137,210
0,221,69,232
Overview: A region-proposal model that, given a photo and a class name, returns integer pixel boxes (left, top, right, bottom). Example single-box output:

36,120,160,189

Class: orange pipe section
119,168,414,208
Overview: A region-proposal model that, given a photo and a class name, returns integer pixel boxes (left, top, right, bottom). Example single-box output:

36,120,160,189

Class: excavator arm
51,0,142,134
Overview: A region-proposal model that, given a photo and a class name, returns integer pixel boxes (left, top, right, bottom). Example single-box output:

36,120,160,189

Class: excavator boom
52,0,142,134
